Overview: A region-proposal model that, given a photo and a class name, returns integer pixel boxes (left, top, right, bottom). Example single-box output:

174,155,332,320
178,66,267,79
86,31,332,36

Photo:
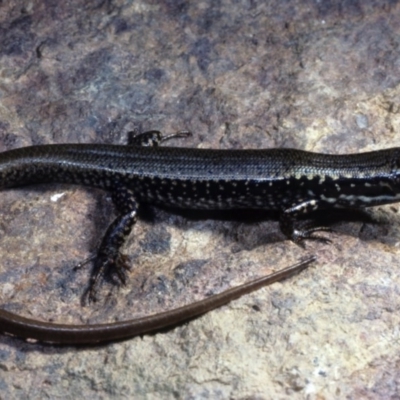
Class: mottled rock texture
1,0,400,398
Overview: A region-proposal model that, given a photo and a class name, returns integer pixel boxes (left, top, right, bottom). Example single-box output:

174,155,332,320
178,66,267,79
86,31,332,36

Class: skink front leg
280,200,331,245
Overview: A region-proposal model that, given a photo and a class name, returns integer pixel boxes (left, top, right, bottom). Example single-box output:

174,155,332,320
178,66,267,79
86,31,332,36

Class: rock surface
1,1,400,398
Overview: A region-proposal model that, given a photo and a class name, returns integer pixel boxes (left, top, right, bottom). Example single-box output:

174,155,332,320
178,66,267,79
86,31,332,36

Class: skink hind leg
280,200,331,245
84,186,138,303
127,129,191,147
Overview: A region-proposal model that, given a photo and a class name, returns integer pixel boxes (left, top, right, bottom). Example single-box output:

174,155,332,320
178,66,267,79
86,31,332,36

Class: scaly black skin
0,130,399,343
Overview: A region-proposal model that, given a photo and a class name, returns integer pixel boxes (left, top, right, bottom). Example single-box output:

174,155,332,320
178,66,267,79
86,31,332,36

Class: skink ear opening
390,149,400,174
389,151,400,191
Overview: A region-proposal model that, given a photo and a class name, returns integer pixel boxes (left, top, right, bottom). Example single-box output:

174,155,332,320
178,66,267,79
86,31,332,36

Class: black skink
0,129,399,344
